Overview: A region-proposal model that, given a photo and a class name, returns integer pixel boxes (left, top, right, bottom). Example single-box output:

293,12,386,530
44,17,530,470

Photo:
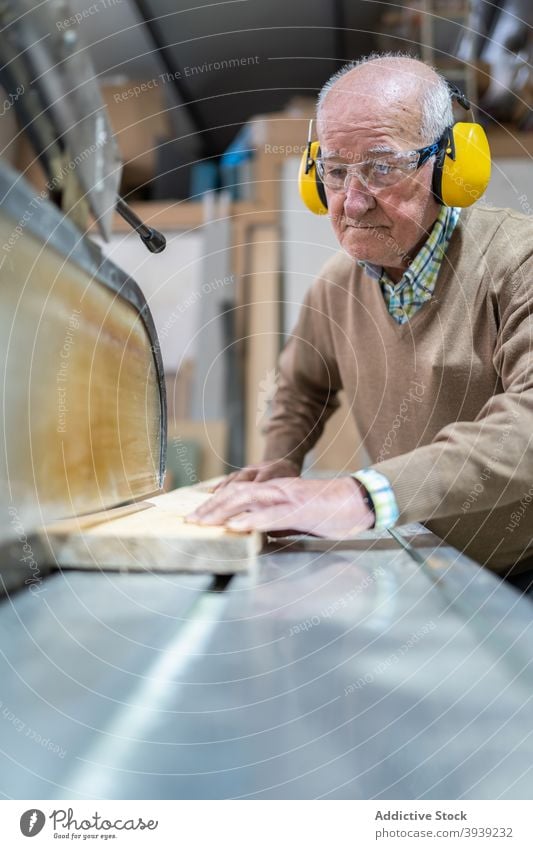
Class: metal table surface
0,535,532,800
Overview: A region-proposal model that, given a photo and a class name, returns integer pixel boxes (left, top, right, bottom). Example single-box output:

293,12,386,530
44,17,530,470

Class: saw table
0,530,531,800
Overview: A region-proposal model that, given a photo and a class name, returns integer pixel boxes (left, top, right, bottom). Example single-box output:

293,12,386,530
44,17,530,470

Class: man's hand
211,458,300,491
186,476,375,538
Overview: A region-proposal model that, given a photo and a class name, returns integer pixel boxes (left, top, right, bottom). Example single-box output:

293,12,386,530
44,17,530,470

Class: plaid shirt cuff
351,468,400,530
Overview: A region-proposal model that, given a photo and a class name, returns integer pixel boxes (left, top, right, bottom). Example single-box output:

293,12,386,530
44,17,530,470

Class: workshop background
0,0,533,805
3,0,532,488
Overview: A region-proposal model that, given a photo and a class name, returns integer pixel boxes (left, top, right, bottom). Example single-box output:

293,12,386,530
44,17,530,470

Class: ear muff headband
298,87,491,214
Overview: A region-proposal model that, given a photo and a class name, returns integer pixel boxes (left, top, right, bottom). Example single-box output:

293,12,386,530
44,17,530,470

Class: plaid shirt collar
358,205,461,312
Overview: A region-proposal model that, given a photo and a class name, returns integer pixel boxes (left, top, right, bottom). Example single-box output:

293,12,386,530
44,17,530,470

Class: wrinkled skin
186,476,374,537
318,57,441,281
211,458,300,491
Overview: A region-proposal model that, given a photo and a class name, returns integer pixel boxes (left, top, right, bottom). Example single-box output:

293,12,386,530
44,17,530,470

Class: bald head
317,54,453,146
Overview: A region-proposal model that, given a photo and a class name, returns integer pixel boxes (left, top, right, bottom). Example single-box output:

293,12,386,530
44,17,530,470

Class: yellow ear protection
432,82,491,207
298,82,491,214
298,127,329,215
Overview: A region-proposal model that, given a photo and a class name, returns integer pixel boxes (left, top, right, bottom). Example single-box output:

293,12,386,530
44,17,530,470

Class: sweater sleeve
263,272,343,469
371,257,533,525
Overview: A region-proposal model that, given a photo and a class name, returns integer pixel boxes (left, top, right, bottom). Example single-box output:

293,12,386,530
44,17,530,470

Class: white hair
316,52,454,144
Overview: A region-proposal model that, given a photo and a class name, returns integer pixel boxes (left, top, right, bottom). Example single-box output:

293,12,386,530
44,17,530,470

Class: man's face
317,77,441,272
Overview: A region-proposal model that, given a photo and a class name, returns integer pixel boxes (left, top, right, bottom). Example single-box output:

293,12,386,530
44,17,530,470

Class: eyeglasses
315,140,442,192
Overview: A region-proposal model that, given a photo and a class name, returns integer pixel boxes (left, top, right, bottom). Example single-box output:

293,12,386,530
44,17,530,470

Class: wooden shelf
485,125,533,158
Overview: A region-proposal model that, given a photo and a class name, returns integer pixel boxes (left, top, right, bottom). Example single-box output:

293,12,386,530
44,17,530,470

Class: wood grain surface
41,483,263,573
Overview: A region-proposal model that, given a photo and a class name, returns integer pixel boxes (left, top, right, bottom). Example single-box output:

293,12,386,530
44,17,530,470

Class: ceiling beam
131,0,216,159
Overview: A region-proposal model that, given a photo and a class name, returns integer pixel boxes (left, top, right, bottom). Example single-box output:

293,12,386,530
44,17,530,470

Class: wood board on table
40,483,263,574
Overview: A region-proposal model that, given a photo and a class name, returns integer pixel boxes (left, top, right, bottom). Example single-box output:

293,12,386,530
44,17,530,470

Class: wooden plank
41,483,262,574
43,501,155,534
245,223,281,465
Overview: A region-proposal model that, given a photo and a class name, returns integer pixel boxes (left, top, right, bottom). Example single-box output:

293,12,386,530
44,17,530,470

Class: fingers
251,461,299,483
185,482,281,526
254,466,295,482
211,472,238,493
231,468,262,483
187,476,373,538
211,468,259,493
226,505,302,533
254,468,280,482
210,461,299,491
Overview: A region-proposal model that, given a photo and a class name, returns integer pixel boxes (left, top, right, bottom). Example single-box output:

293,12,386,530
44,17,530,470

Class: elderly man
188,54,533,578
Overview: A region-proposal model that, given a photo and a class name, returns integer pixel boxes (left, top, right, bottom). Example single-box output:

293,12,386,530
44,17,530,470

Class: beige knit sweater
264,206,533,575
